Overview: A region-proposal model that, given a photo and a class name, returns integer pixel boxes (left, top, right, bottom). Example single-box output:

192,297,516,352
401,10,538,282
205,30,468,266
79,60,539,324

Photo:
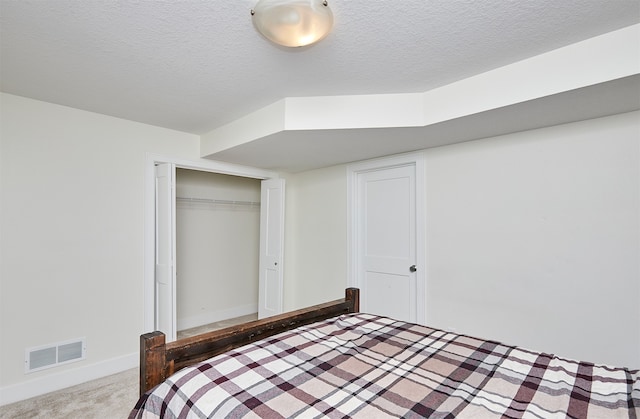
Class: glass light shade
251,0,333,47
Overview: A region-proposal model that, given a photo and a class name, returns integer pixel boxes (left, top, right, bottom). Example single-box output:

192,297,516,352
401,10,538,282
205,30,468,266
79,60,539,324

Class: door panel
358,164,417,322
366,271,413,321
155,163,177,341
264,270,280,313
258,178,285,319
365,176,411,258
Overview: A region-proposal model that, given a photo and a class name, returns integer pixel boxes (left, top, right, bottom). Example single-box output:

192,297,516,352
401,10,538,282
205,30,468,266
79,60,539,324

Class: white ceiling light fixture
251,0,334,47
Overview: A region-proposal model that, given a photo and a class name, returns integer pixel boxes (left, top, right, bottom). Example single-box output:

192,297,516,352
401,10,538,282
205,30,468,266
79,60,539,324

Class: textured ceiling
1,0,639,136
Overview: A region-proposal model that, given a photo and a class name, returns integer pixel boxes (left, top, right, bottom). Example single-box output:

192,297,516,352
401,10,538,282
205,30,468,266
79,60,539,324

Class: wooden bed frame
139,288,359,395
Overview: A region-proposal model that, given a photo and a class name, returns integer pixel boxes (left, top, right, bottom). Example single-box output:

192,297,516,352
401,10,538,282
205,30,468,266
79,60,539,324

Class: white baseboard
177,303,257,331
0,352,137,406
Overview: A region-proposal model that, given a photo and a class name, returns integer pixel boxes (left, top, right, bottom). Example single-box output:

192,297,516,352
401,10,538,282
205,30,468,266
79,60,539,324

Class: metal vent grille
25,338,86,373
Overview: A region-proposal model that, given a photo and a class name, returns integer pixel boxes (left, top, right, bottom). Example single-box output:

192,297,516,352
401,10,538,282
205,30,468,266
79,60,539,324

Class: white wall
283,165,348,310
175,169,260,329
424,111,639,368
0,93,200,403
285,111,640,369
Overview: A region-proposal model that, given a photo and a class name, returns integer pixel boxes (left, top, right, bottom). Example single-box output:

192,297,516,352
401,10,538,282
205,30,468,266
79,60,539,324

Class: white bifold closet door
258,178,285,319
155,163,177,341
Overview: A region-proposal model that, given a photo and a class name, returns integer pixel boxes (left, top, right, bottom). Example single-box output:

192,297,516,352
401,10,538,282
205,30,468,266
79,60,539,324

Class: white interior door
258,178,285,319
356,164,420,323
155,163,177,341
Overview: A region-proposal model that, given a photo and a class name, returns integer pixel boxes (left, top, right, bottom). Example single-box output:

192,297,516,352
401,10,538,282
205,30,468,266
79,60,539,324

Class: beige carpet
0,368,138,419
0,313,257,418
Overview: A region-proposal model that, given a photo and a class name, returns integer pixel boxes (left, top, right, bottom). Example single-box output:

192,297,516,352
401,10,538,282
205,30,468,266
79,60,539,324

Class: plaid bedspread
130,313,639,418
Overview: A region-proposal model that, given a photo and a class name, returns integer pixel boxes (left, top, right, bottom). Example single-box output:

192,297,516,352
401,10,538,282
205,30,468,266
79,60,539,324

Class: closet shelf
176,196,260,207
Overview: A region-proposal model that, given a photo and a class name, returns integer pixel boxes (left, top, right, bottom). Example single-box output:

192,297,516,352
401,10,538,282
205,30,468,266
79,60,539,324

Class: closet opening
174,169,261,338
145,154,284,341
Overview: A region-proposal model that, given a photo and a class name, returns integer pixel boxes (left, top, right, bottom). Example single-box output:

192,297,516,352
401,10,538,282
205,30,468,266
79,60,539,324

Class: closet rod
176,196,260,206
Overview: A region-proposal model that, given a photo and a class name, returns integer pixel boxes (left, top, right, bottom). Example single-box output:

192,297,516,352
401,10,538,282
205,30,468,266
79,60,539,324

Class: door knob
409,265,417,272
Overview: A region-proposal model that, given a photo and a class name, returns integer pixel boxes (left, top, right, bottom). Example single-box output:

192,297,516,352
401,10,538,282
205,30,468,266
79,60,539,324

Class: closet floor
177,313,258,339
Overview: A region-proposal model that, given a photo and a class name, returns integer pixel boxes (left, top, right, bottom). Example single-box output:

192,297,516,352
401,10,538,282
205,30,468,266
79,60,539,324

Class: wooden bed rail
140,287,359,395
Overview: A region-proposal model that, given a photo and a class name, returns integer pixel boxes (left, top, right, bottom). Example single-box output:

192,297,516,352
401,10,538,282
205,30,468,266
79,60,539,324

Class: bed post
346,287,360,313
140,331,167,396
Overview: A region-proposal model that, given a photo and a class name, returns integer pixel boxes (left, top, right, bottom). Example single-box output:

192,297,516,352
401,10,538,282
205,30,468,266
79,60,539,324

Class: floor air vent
25,338,86,373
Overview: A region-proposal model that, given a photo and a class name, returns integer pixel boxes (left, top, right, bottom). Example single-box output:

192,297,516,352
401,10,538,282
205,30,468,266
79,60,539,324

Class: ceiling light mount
251,0,334,48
